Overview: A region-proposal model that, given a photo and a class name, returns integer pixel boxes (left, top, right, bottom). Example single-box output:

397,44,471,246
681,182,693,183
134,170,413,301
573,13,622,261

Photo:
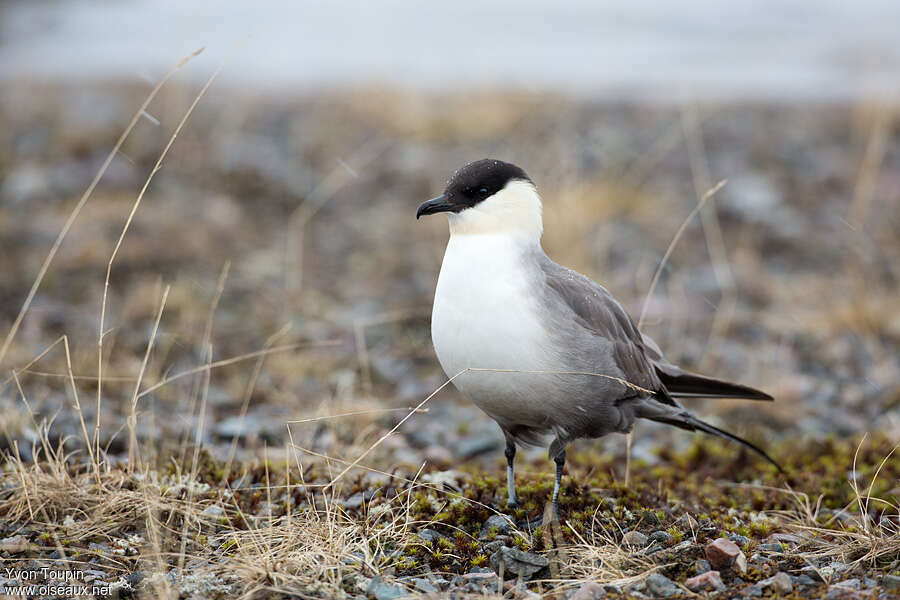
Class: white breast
431,234,563,429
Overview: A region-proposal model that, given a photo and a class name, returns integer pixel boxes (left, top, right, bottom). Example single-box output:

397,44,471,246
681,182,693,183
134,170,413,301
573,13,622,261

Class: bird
416,158,781,517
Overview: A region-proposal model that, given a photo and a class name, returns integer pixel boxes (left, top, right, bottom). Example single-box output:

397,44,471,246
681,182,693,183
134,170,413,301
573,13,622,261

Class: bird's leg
504,438,519,508
551,447,566,517
506,437,542,531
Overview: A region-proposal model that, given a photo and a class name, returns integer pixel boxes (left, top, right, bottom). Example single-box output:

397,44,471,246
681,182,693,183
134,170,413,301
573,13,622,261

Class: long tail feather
656,369,773,401
645,409,784,473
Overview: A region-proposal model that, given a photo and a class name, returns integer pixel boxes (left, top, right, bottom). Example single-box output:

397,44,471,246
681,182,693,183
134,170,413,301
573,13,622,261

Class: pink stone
571,581,605,600
685,570,726,592
0,535,28,554
705,538,745,571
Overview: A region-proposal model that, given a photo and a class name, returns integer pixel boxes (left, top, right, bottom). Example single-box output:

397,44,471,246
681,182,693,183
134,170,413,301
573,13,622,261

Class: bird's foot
516,503,561,531
502,498,543,530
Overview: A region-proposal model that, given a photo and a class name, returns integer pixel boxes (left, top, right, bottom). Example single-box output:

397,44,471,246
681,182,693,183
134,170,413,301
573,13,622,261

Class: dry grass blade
637,178,727,329
221,323,291,482
127,285,171,473
354,307,430,398
466,368,653,394
178,261,230,469
560,508,656,587
849,103,892,225
0,47,203,368
96,57,225,464
680,102,737,367
134,340,340,400
61,336,99,482
321,374,460,490
11,372,60,475
286,406,429,424
772,437,900,569
284,139,390,304
1,335,67,390
286,441,501,516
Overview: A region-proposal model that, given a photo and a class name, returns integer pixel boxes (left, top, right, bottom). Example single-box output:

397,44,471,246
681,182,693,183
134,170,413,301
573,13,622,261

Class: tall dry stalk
127,285,171,473
96,59,225,465
0,48,203,368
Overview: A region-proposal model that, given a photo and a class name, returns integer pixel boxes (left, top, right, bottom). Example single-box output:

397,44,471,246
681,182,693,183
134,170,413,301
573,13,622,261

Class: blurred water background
3,0,900,100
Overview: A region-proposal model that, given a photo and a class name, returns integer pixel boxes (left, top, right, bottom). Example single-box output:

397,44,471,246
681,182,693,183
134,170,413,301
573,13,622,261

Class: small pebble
669,540,694,553
734,552,748,575
685,570,726,592
644,573,679,598
366,575,409,600
570,581,604,600
824,585,863,600
479,514,513,539
417,529,445,543
704,538,743,569
705,538,746,572
411,578,437,593
621,531,649,547
694,559,712,574
201,505,225,517
743,584,763,597
0,536,29,554
757,542,784,552
676,514,699,531
489,546,548,580
793,574,818,587
641,510,661,527
759,572,793,594
765,533,803,546
648,530,674,546
461,570,500,592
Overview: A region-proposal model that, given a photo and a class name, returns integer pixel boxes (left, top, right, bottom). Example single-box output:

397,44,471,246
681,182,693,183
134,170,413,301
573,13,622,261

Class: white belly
431,234,563,429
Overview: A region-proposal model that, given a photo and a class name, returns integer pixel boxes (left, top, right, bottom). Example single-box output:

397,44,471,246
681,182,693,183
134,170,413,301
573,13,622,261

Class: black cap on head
417,159,532,219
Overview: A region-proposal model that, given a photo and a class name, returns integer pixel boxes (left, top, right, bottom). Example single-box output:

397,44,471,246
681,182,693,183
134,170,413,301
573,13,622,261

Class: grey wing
535,254,680,407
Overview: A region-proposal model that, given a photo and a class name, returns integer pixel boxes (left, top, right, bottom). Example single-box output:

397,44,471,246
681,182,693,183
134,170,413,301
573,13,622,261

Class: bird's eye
478,187,488,195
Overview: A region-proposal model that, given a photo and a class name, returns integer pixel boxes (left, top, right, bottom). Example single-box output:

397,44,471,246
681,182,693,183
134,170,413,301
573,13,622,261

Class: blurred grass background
0,81,897,470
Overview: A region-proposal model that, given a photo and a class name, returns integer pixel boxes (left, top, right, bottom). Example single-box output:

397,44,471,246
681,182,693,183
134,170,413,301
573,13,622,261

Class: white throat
447,179,543,240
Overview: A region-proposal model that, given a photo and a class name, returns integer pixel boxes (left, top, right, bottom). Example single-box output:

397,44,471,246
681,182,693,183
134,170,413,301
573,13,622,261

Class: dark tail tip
686,414,785,474
647,410,785,473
